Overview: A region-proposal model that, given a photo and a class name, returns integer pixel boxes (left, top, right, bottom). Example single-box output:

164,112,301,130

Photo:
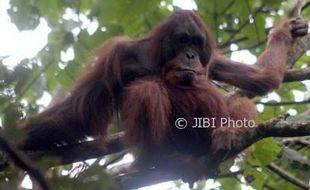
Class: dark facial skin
173,33,205,85
163,19,209,86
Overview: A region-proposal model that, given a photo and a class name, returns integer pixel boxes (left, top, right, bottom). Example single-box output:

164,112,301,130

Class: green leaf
80,0,93,11
7,0,40,30
244,168,266,189
36,0,61,25
219,178,241,190
250,138,282,165
262,0,282,7
13,59,33,94
2,104,24,139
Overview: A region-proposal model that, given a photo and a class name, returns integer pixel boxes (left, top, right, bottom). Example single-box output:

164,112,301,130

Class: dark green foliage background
0,0,309,189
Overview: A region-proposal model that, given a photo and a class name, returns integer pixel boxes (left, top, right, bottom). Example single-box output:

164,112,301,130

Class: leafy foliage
0,0,309,189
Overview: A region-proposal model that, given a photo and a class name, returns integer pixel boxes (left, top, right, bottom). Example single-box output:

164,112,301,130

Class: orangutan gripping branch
19,11,308,166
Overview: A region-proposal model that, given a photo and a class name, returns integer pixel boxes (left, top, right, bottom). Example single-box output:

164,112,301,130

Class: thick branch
288,0,309,67
212,117,310,161
22,118,310,167
115,168,244,189
288,34,310,66
15,116,309,189
283,67,310,82
113,117,310,189
23,115,307,168
23,132,124,168
258,119,310,138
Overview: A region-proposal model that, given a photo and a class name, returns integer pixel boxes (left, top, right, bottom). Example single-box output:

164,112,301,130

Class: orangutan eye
177,33,190,44
192,36,203,46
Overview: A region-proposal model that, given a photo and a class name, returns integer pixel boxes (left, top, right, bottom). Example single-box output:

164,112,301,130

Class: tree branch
288,0,310,67
13,115,309,189
112,116,310,189
219,36,248,48
266,163,310,189
283,67,310,82
256,98,310,106
22,118,310,166
291,0,304,16
288,34,310,67
0,132,49,190
218,5,264,48
258,118,310,138
23,132,124,168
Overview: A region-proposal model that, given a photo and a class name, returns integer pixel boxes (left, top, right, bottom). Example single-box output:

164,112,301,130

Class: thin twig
220,0,236,15
222,40,265,53
219,36,248,48
219,5,264,48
